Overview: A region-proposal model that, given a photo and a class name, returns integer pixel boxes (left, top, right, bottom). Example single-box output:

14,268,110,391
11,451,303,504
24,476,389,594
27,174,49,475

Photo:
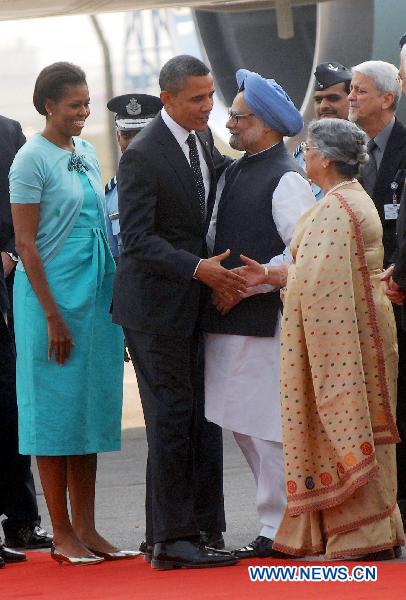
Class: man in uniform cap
105,93,162,258
294,61,352,200
202,69,315,558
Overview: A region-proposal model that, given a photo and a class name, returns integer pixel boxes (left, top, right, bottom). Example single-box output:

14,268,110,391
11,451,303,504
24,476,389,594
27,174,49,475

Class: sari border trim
272,540,405,559
288,454,376,502
328,540,405,560
331,192,399,444
287,464,379,516
271,541,324,557
326,502,397,536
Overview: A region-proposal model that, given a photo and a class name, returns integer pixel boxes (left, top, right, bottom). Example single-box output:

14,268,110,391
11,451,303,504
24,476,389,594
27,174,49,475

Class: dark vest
202,142,304,337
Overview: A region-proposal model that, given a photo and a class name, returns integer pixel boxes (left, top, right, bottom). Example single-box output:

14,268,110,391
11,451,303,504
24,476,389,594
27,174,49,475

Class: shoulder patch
293,141,305,158
104,175,117,194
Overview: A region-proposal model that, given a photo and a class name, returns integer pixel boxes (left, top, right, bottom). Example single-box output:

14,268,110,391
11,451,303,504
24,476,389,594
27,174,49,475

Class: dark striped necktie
187,133,206,221
362,139,378,196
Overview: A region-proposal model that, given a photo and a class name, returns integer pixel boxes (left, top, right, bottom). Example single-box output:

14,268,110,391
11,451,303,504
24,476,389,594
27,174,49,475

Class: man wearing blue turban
202,69,315,558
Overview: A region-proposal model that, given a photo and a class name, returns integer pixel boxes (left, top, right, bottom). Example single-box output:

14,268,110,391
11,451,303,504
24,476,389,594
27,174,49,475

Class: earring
48,112,52,117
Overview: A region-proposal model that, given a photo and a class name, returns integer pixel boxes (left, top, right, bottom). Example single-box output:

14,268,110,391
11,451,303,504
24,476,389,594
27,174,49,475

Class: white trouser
233,432,286,540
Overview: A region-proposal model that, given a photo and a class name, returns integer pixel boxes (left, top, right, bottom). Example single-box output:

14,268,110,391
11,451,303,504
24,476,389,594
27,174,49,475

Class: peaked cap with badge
314,62,352,91
236,69,303,137
107,93,162,132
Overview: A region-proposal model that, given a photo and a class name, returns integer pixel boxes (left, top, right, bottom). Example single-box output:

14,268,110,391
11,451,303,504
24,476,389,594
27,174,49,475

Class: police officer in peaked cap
105,94,162,258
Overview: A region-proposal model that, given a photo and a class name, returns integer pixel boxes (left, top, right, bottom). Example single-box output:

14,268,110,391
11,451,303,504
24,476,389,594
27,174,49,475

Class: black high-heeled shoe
51,546,104,566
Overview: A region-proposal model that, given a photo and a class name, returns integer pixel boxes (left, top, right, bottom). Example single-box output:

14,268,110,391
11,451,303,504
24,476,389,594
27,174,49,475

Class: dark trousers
124,328,225,545
0,312,39,532
395,305,406,508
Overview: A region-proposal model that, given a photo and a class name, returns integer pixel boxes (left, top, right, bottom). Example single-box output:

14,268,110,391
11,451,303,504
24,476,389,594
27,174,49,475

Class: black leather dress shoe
0,544,27,563
151,539,239,570
4,525,53,550
200,531,225,550
0,556,5,569
234,536,294,559
139,540,153,563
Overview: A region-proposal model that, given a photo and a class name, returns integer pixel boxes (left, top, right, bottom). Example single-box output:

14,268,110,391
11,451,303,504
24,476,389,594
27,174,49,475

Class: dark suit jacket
0,116,25,312
359,118,406,266
393,184,406,288
392,183,406,330
0,116,25,255
113,114,228,338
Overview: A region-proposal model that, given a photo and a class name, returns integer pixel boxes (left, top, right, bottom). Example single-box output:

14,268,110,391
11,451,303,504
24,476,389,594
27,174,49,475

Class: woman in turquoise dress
10,63,136,564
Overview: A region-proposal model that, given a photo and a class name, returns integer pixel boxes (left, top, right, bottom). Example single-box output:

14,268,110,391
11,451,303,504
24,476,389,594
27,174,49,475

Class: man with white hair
381,37,406,530
350,58,406,529
348,60,406,266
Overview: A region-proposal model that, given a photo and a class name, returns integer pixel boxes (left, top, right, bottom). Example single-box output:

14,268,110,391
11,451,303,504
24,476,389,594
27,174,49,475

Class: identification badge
384,203,400,220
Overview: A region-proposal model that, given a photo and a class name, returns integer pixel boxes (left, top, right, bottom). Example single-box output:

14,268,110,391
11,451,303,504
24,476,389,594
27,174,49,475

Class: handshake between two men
195,249,289,316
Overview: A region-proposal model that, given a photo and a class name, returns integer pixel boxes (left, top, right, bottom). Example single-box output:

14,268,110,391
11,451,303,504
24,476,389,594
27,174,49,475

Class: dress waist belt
68,226,104,238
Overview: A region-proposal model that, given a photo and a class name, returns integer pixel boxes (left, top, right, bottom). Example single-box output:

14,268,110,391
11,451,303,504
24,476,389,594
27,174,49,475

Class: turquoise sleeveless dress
13,172,124,455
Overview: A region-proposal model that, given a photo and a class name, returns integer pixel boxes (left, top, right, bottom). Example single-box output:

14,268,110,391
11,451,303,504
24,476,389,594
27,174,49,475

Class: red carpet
1,552,406,600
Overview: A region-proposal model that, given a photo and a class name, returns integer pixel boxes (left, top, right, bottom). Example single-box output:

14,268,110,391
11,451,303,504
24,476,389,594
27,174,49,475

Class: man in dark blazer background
349,60,406,526
0,115,53,554
381,37,406,528
113,55,243,570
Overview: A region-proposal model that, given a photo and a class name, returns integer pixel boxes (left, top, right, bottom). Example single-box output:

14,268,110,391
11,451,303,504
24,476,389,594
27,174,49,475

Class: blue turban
236,69,303,137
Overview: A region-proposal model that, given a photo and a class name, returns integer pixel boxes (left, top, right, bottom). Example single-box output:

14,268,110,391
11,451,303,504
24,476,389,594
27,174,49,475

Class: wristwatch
6,252,18,262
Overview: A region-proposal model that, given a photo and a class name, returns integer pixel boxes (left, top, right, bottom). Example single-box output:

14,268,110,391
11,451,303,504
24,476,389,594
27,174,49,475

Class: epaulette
104,175,117,194
293,141,305,158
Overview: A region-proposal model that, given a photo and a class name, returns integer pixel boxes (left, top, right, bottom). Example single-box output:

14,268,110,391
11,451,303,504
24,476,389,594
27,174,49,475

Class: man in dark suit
0,115,53,552
349,60,406,266
349,61,406,525
113,55,242,570
381,38,406,528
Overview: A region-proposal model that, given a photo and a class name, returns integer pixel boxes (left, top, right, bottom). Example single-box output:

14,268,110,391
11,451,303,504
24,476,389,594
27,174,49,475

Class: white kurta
205,170,315,442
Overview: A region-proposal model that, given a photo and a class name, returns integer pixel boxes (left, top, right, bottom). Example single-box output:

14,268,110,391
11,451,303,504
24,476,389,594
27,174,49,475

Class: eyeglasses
227,109,255,125
397,70,406,82
302,141,319,153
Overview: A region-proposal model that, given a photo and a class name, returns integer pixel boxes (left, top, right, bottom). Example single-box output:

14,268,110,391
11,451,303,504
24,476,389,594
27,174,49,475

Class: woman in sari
240,118,404,559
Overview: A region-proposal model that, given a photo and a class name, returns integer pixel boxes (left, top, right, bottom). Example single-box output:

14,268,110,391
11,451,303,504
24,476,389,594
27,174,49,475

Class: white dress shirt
161,107,210,204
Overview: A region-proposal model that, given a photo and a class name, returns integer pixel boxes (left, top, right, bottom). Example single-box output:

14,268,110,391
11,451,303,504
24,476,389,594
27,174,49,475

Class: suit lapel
373,119,406,202
152,116,203,226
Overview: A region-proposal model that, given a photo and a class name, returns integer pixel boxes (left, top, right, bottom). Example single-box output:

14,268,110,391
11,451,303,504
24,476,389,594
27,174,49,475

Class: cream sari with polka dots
273,188,404,558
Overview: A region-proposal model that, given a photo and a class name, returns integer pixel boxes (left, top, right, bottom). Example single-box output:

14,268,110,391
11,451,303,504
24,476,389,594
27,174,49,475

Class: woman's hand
47,314,74,365
233,255,289,288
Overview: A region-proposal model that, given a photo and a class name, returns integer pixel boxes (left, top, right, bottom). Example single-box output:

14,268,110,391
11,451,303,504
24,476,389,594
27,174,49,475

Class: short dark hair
33,62,87,116
159,55,210,94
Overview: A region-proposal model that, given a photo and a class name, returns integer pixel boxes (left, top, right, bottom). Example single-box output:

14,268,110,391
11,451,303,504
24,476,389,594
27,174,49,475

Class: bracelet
263,265,269,283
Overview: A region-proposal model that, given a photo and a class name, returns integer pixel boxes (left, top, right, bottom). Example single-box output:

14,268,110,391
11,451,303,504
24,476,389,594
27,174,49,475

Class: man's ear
381,90,396,111
160,90,171,106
